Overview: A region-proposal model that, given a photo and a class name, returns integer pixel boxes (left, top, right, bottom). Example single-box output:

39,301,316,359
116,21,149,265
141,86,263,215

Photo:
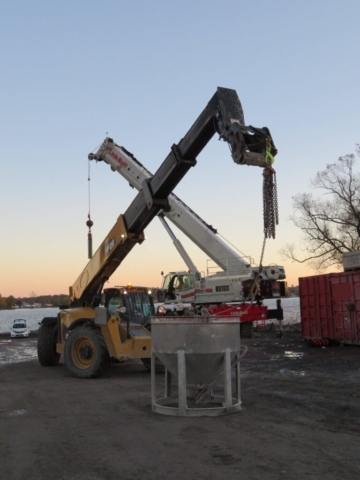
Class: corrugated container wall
299,271,360,345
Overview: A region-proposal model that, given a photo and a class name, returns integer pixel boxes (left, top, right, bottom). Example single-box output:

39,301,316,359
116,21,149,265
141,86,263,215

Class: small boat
10,319,30,338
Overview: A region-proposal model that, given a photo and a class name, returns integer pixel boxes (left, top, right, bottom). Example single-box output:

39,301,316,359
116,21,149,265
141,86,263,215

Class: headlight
157,305,167,316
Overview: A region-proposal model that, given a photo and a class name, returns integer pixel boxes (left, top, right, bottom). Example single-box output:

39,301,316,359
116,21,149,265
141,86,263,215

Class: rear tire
64,325,110,379
240,321,254,339
37,323,61,366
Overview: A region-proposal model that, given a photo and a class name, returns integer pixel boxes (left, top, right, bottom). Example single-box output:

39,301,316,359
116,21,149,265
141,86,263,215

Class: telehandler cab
38,285,156,378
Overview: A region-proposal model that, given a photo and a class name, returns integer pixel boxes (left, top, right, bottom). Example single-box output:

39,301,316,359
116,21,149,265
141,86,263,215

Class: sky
1,0,359,298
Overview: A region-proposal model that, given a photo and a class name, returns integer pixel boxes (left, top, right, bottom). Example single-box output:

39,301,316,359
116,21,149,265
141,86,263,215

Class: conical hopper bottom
155,352,235,385
151,316,243,416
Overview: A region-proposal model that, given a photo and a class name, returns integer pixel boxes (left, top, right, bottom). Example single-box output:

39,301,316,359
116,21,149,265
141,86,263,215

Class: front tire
37,323,61,366
64,325,110,379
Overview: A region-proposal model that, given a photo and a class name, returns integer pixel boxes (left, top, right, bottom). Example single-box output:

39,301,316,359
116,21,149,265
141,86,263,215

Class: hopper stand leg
178,349,187,416
224,348,232,408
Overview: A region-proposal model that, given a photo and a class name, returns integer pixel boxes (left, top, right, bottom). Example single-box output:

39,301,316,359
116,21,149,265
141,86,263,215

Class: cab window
124,292,154,325
163,274,174,290
108,295,124,316
175,274,194,291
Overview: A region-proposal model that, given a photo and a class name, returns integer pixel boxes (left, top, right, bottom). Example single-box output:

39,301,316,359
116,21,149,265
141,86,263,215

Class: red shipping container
299,271,360,345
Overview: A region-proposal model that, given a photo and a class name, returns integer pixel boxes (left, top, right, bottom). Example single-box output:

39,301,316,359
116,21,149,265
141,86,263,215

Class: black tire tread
64,325,110,379
37,323,61,366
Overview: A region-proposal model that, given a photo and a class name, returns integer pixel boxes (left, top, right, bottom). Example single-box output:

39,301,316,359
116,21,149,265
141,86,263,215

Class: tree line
0,294,71,310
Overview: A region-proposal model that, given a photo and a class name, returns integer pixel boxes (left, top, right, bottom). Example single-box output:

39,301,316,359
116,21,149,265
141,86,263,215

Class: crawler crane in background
37,86,279,378
89,87,285,336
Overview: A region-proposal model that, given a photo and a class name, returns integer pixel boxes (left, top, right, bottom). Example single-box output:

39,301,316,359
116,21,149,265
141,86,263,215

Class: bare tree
281,145,360,271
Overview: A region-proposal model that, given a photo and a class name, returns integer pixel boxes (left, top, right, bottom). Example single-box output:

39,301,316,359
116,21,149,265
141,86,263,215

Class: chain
246,140,279,303
262,167,278,240
259,236,267,272
274,172,279,225
258,164,279,274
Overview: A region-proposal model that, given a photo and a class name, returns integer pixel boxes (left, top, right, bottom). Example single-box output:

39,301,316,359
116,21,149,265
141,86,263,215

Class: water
0,298,301,335
263,297,300,325
0,307,60,334
0,299,301,366
0,337,38,365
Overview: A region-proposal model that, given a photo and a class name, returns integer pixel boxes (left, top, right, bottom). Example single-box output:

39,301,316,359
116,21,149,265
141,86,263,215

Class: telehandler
37,87,277,378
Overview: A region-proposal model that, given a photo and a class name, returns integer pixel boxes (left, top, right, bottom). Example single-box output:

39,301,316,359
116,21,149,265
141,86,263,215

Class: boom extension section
90,87,276,172
181,87,276,166
89,87,277,277
78,87,272,307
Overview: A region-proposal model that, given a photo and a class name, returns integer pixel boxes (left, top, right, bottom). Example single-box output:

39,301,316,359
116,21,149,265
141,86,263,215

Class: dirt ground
1,326,360,480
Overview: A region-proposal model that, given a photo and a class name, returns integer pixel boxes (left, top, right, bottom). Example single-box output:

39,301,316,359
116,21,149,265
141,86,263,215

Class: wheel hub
71,336,95,369
79,344,93,360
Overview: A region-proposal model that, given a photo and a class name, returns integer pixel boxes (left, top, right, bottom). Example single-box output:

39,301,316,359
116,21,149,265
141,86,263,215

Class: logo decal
102,238,116,260
215,285,230,292
109,150,128,169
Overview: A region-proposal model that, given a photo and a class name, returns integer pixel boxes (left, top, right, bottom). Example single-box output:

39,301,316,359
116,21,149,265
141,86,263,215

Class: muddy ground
1,327,360,480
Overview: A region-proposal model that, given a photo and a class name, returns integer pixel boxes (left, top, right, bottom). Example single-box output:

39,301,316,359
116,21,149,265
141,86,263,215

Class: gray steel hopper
151,316,244,416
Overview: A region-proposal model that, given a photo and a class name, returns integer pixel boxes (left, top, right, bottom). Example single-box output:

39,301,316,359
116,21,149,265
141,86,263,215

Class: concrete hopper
151,316,244,416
